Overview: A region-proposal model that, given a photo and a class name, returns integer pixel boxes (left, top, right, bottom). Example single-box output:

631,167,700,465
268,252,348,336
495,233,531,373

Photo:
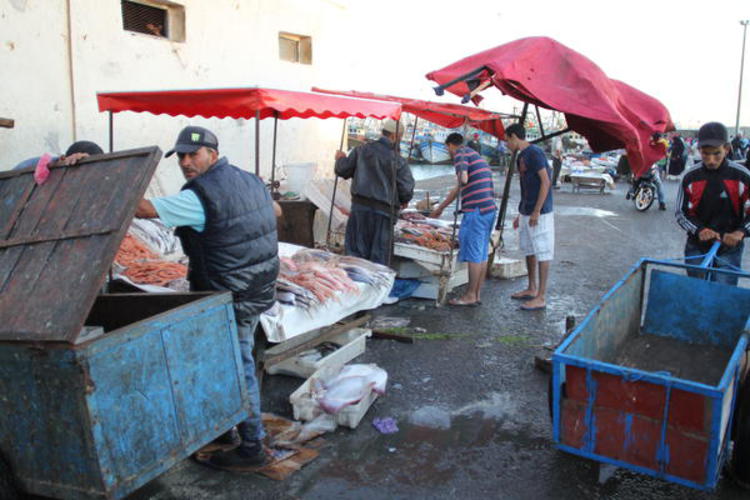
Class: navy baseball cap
166,126,219,157
697,122,728,148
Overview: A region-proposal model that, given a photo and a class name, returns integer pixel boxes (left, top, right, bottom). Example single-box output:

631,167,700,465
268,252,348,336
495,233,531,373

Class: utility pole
736,20,749,136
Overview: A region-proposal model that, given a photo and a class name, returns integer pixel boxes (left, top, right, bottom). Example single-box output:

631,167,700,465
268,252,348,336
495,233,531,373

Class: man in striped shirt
431,133,497,306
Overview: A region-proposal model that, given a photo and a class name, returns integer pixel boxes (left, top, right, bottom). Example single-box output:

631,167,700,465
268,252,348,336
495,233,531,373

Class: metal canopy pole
535,105,546,138
108,111,113,153
270,111,279,195
326,119,347,248
407,116,419,161
254,110,261,176
496,102,529,235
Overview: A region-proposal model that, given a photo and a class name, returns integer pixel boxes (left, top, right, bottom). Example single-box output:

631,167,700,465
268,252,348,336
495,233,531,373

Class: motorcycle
626,165,658,211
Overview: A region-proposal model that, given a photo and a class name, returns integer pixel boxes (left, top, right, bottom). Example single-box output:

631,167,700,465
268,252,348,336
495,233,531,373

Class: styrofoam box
290,363,380,429
265,328,371,378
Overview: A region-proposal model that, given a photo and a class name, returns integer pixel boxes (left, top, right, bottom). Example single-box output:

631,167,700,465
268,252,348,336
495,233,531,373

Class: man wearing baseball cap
334,118,414,265
676,121,750,285
136,125,279,469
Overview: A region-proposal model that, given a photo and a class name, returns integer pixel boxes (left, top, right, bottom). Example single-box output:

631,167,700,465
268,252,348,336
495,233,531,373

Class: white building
1,0,356,195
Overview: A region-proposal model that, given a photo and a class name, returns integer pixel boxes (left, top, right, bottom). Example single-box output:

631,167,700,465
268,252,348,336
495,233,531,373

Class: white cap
383,118,406,135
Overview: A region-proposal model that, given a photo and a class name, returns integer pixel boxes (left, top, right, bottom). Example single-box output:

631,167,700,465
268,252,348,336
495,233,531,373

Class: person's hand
723,230,744,248
429,207,443,218
698,228,721,242
59,152,89,166
512,215,520,230
529,211,540,227
335,150,346,160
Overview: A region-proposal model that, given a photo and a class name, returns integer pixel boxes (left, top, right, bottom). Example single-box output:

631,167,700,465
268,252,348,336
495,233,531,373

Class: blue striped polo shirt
454,146,496,213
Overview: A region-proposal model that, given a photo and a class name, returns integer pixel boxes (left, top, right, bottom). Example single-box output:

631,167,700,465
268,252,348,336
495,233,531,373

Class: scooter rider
624,153,667,210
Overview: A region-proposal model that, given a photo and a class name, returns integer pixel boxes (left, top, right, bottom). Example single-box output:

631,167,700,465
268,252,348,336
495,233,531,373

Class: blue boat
418,138,452,164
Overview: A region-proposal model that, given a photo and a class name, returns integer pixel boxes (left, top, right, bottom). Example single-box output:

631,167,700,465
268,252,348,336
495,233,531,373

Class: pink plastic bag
33,153,52,185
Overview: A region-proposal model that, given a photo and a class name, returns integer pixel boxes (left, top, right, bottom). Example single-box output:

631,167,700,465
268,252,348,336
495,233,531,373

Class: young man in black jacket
675,122,750,285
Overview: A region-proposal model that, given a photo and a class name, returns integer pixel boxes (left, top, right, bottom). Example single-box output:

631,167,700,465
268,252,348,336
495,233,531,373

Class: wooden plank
0,147,162,342
0,118,13,128
263,314,371,367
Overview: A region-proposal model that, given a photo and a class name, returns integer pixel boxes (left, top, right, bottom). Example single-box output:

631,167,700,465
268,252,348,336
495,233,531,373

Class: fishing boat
418,138,452,164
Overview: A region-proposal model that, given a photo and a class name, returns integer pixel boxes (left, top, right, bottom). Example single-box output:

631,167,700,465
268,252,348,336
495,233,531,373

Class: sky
334,0,750,131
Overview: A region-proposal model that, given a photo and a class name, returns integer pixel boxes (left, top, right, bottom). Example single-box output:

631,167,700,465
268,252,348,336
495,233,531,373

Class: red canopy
97,87,402,121
426,37,674,176
312,87,507,139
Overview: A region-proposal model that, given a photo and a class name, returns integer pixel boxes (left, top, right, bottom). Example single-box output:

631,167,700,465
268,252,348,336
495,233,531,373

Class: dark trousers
344,203,393,265
552,157,562,186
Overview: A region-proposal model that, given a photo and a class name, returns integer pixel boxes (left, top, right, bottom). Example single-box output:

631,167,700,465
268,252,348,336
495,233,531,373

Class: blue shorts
458,209,496,263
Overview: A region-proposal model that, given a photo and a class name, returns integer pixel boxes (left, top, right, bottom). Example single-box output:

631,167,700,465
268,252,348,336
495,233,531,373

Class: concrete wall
1,0,353,195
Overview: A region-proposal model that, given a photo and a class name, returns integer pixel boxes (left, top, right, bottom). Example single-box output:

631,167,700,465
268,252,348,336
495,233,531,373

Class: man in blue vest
136,126,279,470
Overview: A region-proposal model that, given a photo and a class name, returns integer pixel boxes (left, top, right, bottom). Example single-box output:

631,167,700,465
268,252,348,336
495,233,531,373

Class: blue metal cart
551,242,750,490
0,148,250,499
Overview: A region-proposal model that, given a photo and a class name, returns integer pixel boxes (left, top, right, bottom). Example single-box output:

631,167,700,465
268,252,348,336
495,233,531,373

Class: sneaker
659,202,666,211
625,192,632,200
383,295,399,305
204,439,269,471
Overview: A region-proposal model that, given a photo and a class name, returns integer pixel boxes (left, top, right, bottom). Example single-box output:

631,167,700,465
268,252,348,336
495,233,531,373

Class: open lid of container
0,147,162,343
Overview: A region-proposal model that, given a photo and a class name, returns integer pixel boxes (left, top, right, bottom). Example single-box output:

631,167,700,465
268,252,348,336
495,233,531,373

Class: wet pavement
134,174,750,500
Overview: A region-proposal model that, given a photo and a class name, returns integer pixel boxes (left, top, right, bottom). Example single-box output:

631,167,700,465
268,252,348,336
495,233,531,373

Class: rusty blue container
0,148,249,498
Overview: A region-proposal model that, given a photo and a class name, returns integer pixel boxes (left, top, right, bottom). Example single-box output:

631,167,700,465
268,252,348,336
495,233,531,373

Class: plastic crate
290,364,381,429
265,328,371,378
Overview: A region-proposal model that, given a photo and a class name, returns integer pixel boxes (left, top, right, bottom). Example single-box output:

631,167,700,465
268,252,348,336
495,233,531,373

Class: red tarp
425,37,674,176
312,87,507,139
97,87,402,121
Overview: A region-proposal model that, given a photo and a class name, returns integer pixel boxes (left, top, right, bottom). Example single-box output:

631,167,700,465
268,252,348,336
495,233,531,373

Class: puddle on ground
313,393,546,489
556,206,617,218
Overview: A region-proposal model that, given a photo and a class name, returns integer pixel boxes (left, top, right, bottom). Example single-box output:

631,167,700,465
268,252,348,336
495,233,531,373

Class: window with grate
279,32,312,65
122,0,169,39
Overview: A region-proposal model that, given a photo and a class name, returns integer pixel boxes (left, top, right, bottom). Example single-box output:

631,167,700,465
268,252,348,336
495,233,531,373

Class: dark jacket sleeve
334,148,358,179
675,177,702,236
396,158,415,204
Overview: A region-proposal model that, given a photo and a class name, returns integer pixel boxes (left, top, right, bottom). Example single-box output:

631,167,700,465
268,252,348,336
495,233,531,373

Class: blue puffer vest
175,157,279,315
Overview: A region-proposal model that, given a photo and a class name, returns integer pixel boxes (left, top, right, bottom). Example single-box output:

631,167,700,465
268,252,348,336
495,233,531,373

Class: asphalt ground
132,173,750,500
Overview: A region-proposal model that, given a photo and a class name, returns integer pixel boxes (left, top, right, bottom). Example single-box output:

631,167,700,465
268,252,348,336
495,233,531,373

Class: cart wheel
0,453,19,500
730,369,750,488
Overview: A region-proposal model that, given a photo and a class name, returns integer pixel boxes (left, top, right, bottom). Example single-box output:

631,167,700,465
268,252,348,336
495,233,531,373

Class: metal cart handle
699,241,722,269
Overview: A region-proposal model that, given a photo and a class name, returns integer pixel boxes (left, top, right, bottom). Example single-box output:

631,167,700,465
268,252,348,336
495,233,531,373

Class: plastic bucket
284,162,317,195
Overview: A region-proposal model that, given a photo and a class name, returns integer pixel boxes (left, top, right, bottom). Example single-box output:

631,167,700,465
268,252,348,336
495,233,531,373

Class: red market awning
426,37,674,176
312,87,507,139
97,87,402,121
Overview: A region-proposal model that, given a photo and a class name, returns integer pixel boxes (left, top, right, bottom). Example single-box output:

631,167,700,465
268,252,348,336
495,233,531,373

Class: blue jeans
235,312,265,443
684,240,744,286
653,170,665,204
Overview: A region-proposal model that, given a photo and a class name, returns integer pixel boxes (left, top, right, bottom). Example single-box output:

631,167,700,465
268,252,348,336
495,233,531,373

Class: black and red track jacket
676,159,750,250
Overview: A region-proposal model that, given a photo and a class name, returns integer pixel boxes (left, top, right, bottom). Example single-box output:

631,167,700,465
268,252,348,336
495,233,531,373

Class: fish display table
259,243,394,343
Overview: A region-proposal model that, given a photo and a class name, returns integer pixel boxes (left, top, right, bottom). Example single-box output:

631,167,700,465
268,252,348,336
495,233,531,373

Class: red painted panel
669,389,711,435
594,371,666,419
665,428,709,484
566,366,588,401
594,407,625,459
626,415,661,470
561,399,587,449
